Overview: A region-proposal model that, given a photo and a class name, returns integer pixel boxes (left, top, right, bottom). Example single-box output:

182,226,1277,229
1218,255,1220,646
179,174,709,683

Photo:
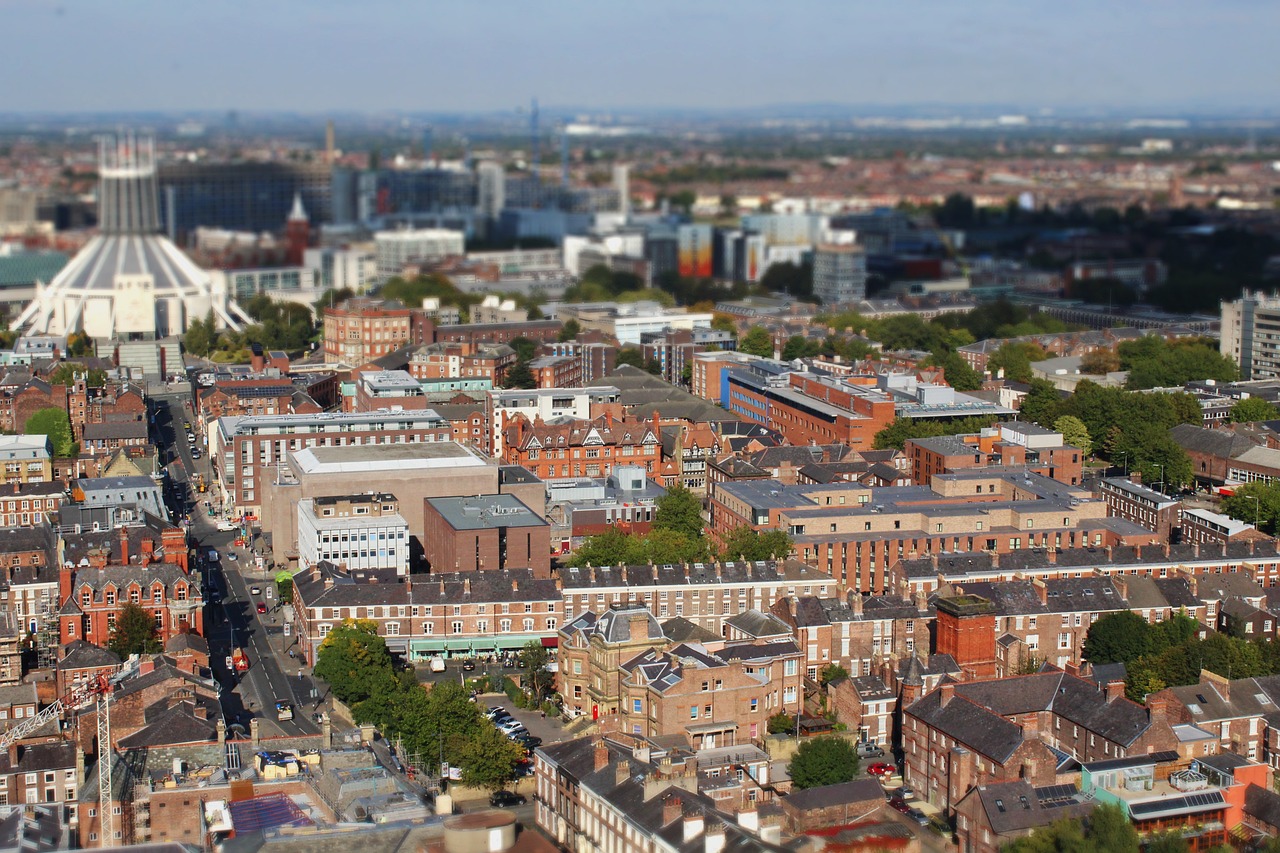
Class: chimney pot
594,740,610,772
663,795,683,827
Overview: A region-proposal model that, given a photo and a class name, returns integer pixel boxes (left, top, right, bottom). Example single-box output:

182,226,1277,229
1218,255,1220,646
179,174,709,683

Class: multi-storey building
157,160,332,239
373,228,464,280
558,560,835,634
770,591,931,679
812,243,867,306
1221,290,1280,380
486,385,620,456
1149,670,1280,766
212,408,449,513
297,493,410,574
0,482,65,527
906,422,1084,487
198,377,319,423
724,368,897,450
526,354,583,389
501,412,662,480
558,603,669,721
640,328,738,387
904,668,1178,814
1100,476,1182,540
0,742,78,810
290,563,561,664
322,297,430,365
538,340,618,385
0,436,51,484
408,341,516,386
422,494,551,577
1181,507,1262,546
713,470,1121,595
348,369,432,413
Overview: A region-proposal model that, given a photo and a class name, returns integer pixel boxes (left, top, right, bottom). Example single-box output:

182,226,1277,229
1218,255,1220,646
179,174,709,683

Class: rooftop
291,441,493,475
426,494,546,530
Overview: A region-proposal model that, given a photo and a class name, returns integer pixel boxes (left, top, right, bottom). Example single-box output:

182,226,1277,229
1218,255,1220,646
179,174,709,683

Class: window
633,699,642,714
690,706,699,720
451,621,463,634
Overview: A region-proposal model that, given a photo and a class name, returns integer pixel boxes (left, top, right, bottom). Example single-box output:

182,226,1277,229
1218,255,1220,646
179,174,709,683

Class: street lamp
1248,494,1261,528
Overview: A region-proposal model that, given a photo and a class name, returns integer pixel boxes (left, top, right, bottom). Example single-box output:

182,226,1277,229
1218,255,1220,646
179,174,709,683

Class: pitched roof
1245,783,1280,829
59,639,122,670
1170,423,1260,459
117,700,219,748
965,779,1093,835
783,779,885,812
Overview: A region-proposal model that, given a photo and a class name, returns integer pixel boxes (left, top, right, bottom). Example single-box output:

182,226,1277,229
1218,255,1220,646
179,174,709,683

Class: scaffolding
36,594,57,670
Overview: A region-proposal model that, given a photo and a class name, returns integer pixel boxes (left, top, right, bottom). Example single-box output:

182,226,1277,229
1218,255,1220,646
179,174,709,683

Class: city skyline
5,0,1278,115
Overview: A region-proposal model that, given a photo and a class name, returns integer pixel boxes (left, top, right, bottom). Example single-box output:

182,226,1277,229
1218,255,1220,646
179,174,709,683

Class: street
152,391,318,737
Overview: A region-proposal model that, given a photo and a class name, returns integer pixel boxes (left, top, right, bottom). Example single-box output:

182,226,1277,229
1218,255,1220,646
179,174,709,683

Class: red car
868,763,895,777
889,798,911,814
257,603,267,614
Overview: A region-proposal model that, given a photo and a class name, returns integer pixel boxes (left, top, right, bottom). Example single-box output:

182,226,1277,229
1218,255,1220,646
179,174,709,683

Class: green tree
517,640,554,704
459,723,527,791
719,525,793,561
49,364,108,388
654,485,704,538
1144,832,1191,853
739,326,774,358
818,664,848,686
276,576,294,605
66,331,95,358
1087,802,1141,853
1229,396,1279,423
711,314,738,334
788,737,860,789
781,335,812,362
108,601,163,658
616,347,646,370
936,350,983,392
1053,415,1092,456
24,407,75,457
508,336,538,362
503,360,536,390
558,318,581,342
766,713,794,735
1221,480,1280,533
564,527,636,568
1019,379,1065,427
313,619,394,706
1083,611,1152,664
183,312,215,357
987,341,1049,383
1079,349,1121,375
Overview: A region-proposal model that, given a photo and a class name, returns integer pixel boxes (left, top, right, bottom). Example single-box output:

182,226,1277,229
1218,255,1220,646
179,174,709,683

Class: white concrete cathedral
11,134,248,340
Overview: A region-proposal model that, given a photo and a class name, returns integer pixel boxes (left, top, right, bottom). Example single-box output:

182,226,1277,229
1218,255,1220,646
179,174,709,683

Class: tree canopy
24,407,75,457
313,620,394,707
739,327,774,358
108,602,163,658
1220,480,1280,533
788,737,860,789
1003,803,1137,853
1118,336,1237,390
49,364,108,388
1229,396,1278,423
653,485,704,538
1053,415,1092,456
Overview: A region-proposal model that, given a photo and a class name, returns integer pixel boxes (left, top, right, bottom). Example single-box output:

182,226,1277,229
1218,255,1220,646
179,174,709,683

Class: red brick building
502,412,662,480
422,494,551,576
323,297,429,364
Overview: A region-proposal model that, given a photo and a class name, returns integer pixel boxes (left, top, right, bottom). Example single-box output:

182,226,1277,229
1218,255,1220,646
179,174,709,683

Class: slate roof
661,617,720,645
1170,423,1260,459
783,779,884,812
724,610,792,639
112,656,217,701
17,742,75,773
847,676,895,701
81,422,149,441
560,560,832,590
1165,674,1280,724
165,632,210,655
717,641,801,663
59,639,122,670
1244,783,1280,829
118,700,219,748
968,779,1092,835
593,604,664,644
907,669,1157,760
294,565,560,609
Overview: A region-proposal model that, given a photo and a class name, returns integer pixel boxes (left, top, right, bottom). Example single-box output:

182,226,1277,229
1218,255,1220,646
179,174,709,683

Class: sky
4,0,1277,115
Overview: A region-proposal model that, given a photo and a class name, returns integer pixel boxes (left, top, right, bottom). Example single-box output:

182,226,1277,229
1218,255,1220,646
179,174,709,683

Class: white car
498,719,527,736
250,586,261,595
227,552,238,561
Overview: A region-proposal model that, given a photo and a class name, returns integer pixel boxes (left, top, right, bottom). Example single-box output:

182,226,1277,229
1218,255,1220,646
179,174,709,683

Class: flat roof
291,441,493,475
427,494,547,530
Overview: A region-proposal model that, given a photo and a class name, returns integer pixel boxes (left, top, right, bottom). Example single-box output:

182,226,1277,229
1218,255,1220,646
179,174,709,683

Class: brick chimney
1105,680,1126,703
1031,578,1048,605
1129,470,1143,485
118,528,129,566
629,612,650,643
59,565,73,605
594,740,610,772
615,758,630,787
939,683,955,708
663,795,683,827
683,812,705,843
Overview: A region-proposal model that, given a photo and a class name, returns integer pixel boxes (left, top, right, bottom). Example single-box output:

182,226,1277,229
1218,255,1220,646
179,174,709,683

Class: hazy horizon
5,1,1277,115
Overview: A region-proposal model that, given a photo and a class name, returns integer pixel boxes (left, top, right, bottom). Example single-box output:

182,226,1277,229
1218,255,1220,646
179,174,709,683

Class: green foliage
759,261,813,300
1003,803,1133,853
1229,396,1279,423
788,737,860,789
718,525,793,561
502,360,535,390
1221,480,1280,533
183,312,216,358
1083,611,1154,664
66,331,94,358
558,318,581,342
276,576,293,605
517,640,554,705
653,485,704,539
313,620,394,707
782,335,819,362
380,273,479,317
458,723,527,791
1118,336,1238,390
239,294,317,351
873,415,1001,451
739,326,774,358
987,341,1050,383
562,264,646,303
1053,416,1092,455
23,407,74,457
766,713,795,735
1143,832,1191,853
108,602,163,658
49,364,108,388
1018,379,1066,427
818,664,848,686
933,349,983,392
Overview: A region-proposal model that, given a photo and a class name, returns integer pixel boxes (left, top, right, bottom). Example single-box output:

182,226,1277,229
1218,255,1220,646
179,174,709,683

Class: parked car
889,798,912,814
257,602,267,614
514,734,542,749
489,790,526,807
892,785,916,801
868,763,896,777
906,808,930,827
856,743,885,758
485,707,506,720
498,720,527,736
227,552,238,561
462,660,476,671
250,586,261,595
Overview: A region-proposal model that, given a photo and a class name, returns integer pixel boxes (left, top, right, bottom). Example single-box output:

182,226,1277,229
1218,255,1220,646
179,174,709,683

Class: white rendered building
297,493,410,576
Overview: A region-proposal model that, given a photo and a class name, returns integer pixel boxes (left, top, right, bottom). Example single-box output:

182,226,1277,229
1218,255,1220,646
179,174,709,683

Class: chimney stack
118,528,129,565
616,758,630,786
1105,680,1126,703
683,812,705,843
663,795,683,827
939,683,955,708
594,740,610,772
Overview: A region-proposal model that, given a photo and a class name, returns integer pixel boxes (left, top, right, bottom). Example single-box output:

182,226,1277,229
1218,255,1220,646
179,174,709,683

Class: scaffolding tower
37,594,57,670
